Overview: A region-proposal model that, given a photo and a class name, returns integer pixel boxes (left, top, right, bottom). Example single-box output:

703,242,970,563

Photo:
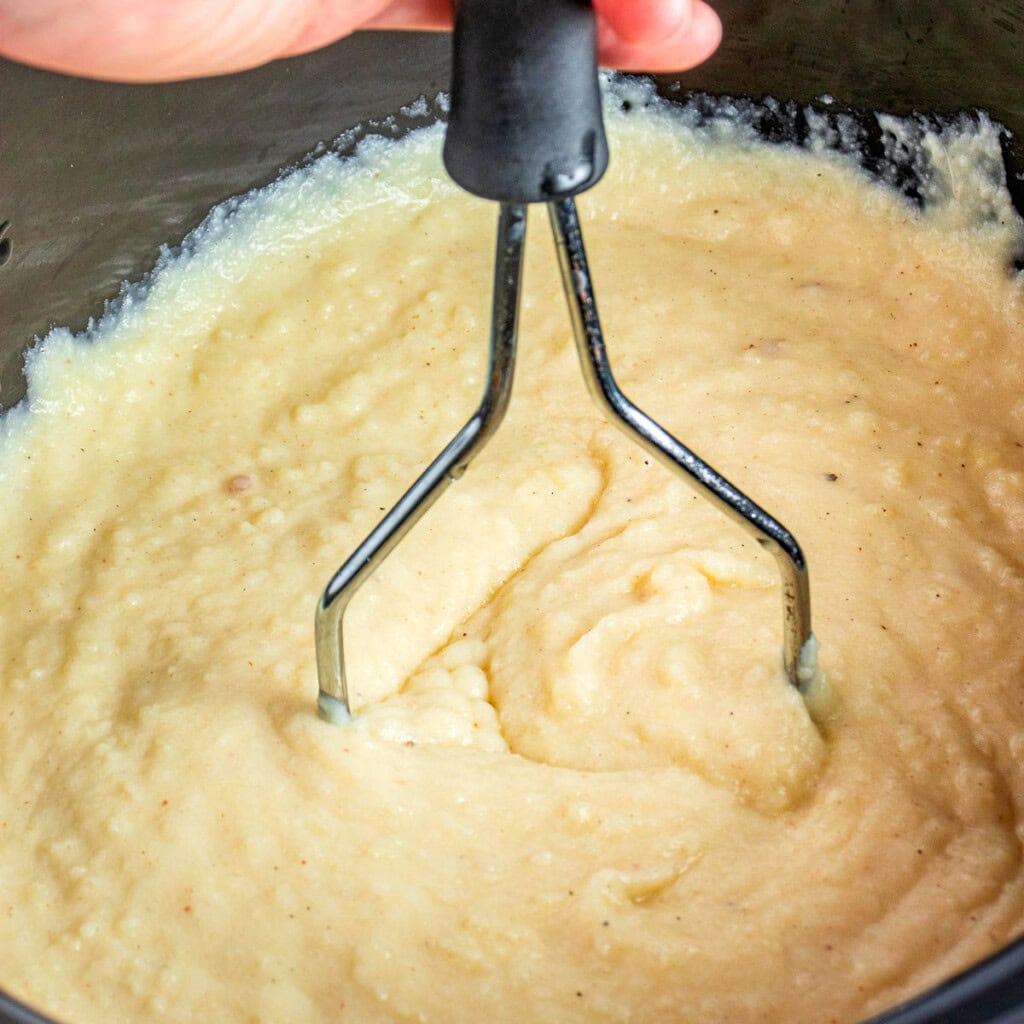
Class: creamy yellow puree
2,86,1024,1024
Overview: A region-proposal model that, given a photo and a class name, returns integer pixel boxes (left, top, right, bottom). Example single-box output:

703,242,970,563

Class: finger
593,0,691,47
361,0,451,33
0,0,388,81
597,0,721,70
282,0,449,57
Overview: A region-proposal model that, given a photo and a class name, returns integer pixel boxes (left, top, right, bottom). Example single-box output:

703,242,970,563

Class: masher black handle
442,0,609,204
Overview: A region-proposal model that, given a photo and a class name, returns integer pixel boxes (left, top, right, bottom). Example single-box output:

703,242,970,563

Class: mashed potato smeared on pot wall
1,88,1024,1024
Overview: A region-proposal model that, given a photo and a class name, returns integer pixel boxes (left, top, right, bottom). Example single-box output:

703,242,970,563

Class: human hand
0,0,721,82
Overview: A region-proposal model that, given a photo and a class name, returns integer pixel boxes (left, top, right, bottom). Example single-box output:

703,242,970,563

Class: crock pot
1,2,1022,1021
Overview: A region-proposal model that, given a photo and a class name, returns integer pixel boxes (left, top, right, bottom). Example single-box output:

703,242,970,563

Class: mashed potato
1,85,1023,1023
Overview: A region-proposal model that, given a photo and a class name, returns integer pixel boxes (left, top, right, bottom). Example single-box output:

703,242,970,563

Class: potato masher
315,0,814,725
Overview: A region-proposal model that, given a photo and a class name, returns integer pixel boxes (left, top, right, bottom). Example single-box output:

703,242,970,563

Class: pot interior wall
1,1,1022,410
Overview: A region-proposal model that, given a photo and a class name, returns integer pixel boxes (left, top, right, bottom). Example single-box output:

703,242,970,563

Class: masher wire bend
547,197,812,688
315,202,526,725
315,0,814,722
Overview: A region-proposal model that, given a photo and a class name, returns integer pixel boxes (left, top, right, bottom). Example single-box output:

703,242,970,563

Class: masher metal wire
315,198,814,722
315,202,526,725
547,197,812,690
